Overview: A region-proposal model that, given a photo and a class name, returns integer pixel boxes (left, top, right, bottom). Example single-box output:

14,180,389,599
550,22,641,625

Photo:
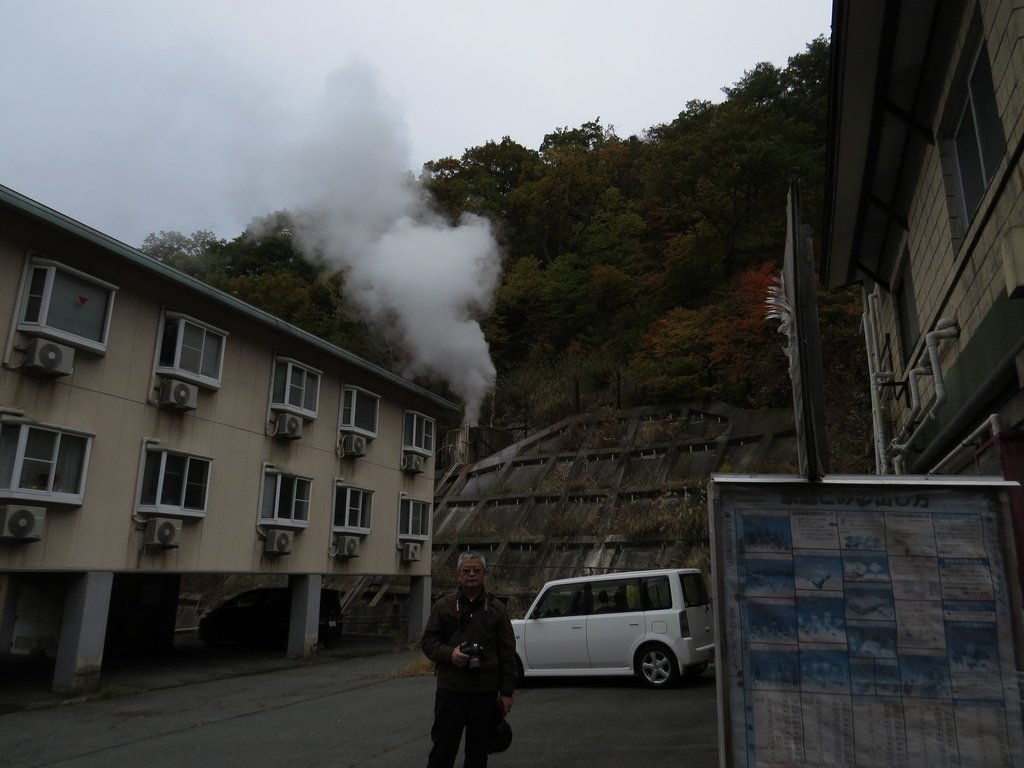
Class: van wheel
515,654,526,686
635,644,679,688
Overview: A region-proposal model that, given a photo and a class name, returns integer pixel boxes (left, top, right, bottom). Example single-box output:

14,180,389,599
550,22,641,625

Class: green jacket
421,589,517,697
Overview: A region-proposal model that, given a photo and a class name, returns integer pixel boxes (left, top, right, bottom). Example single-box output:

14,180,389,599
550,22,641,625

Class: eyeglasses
459,567,484,574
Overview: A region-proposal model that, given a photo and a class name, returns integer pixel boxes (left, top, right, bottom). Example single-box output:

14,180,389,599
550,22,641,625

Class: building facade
0,185,455,690
824,1,1024,573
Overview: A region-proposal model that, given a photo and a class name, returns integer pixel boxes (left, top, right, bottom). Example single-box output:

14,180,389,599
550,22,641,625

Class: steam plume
250,62,501,425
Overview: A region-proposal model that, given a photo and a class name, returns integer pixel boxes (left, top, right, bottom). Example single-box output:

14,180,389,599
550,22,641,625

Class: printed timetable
710,478,1024,768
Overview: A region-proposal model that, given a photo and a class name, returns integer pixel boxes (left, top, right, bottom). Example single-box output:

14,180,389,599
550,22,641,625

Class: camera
461,642,483,672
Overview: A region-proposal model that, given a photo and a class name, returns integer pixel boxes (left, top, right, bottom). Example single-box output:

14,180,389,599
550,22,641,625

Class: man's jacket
421,589,517,697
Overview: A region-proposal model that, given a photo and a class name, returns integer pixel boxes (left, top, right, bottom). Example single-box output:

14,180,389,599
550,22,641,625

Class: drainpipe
921,318,959,418
928,414,1001,475
888,318,959,468
863,289,893,473
890,361,932,453
893,453,905,475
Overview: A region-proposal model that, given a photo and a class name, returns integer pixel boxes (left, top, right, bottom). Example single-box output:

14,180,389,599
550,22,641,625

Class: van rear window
680,573,710,606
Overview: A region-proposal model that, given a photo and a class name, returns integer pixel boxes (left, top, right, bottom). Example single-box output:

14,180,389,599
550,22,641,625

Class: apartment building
0,184,455,691
824,2,1024,568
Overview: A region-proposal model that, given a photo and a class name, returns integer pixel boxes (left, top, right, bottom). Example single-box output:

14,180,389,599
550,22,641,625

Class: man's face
457,558,486,591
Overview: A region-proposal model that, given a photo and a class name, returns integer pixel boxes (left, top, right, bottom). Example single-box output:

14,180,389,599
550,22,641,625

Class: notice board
709,476,1024,768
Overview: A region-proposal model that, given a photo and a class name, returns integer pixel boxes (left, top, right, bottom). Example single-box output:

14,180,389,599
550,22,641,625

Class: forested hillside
142,37,871,472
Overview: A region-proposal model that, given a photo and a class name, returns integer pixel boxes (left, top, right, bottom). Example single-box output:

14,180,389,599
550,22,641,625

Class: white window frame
137,448,212,518
155,311,227,389
260,468,311,527
0,421,93,505
399,496,431,540
333,483,373,532
17,257,117,353
340,386,380,438
403,410,435,455
270,357,321,419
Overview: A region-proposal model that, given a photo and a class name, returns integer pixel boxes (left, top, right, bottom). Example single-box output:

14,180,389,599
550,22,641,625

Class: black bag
488,718,513,754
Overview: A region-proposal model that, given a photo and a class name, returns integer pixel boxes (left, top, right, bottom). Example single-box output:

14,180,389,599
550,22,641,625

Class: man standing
421,551,517,767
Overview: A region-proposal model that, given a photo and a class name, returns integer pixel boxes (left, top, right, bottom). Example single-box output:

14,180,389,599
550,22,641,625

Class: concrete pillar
53,571,113,693
287,574,321,658
408,574,432,642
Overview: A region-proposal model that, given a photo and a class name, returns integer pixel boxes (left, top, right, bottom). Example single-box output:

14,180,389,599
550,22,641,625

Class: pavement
0,633,419,715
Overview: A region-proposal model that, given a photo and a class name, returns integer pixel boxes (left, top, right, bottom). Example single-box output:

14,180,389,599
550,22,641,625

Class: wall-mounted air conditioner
144,516,182,548
22,338,75,377
275,413,304,440
400,541,421,562
0,505,46,542
159,378,198,411
401,452,425,474
264,528,294,555
340,433,367,458
334,534,361,558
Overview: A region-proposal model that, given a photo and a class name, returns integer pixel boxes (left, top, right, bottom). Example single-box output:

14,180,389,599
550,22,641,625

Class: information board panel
709,476,1024,768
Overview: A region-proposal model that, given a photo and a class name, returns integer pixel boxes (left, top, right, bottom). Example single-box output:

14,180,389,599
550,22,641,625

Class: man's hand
498,695,513,717
450,645,469,668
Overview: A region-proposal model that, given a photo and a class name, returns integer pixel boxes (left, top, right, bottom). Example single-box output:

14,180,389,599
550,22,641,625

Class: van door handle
571,625,583,630
628,622,641,627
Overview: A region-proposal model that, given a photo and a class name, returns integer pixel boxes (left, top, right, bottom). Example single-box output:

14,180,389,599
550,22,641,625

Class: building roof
822,0,949,290
0,182,459,413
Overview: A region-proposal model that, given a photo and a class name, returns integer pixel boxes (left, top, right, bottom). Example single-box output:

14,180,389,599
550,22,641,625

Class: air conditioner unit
401,452,425,474
159,378,198,411
275,413,304,440
334,534,361,558
144,516,182,548
22,338,75,377
400,542,421,562
264,528,294,555
340,433,367,458
0,505,46,541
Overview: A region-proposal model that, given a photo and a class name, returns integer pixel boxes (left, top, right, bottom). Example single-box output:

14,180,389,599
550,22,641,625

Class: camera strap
454,589,489,646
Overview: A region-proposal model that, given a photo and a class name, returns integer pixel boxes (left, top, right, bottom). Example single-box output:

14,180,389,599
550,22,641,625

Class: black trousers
427,688,497,768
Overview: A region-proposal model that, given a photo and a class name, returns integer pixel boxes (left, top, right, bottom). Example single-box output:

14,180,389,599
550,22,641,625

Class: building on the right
823,1,1024,562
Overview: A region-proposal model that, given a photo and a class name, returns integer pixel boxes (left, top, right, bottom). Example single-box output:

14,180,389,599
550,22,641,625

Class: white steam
249,62,501,425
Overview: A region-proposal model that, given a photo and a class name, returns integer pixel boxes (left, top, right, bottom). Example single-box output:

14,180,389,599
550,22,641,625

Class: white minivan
511,568,714,688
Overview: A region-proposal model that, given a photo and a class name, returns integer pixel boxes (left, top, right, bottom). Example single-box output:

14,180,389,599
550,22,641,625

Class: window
271,358,320,417
896,262,920,366
261,470,311,525
138,449,211,517
593,579,640,614
643,576,673,610
679,573,710,607
531,584,587,619
399,497,430,538
156,313,226,388
0,422,91,504
333,484,372,531
403,411,435,454
341,387,379,436
18,260,116,351
954,40,1006,220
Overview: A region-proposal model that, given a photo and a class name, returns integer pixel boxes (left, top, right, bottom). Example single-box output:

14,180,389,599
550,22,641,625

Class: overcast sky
2,1,830,246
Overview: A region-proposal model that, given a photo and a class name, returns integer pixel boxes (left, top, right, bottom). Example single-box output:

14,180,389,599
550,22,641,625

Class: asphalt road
0,650,720,768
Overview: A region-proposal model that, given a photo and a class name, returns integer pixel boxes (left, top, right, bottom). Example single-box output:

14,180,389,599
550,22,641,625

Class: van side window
680,573,710,607
593,578,641,613
642,576,673,609
532,584,586,618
